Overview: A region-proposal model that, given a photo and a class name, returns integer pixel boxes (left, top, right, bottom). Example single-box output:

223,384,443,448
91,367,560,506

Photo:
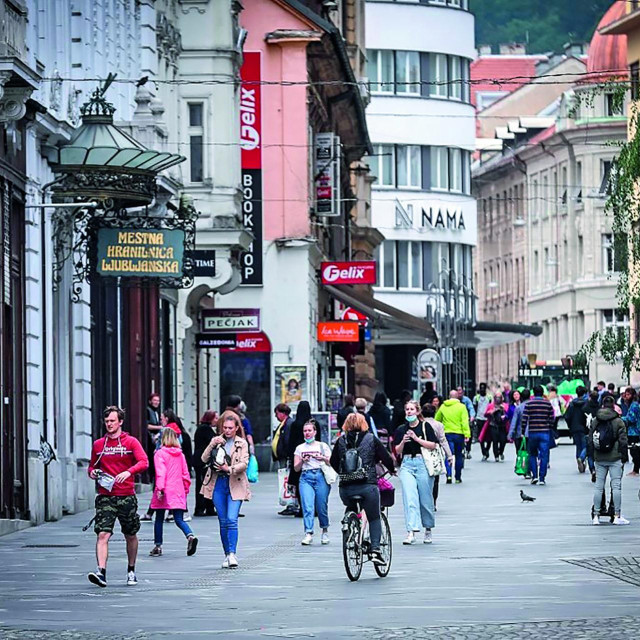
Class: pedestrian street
1,443,640,640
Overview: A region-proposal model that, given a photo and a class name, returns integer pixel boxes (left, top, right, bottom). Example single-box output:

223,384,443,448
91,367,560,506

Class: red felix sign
321,261,377,285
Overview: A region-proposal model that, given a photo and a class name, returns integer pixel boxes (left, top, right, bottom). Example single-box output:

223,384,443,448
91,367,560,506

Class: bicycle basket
380,487,395,508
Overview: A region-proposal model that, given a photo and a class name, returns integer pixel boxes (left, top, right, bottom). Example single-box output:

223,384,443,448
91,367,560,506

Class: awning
469,320,542,349
325,284,437,343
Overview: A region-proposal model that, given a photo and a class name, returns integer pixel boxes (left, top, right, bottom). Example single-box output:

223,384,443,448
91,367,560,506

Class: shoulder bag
420,422,446,477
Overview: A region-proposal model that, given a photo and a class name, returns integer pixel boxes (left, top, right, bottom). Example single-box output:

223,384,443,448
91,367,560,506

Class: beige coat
200,436,251,501
424,418,454,464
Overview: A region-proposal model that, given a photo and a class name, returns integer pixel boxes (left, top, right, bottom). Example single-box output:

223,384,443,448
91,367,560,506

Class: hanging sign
317,321,359,342
197,330,271,351
201,308,261,333
96,229,185,277
321,261,377,285
315,132,341,216
417,348,441,388
187,249,216,277
240,51,263,285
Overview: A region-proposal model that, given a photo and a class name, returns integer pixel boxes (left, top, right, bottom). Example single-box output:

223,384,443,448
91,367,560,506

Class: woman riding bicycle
330,413,395,566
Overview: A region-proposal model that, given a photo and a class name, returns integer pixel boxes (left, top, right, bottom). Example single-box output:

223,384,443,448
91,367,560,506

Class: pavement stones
1,442,640,639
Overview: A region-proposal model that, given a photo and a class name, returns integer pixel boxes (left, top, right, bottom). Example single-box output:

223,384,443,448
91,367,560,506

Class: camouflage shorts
94,495,140,536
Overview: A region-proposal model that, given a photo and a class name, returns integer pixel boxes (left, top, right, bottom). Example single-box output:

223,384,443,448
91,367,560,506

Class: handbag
515,437,529,476
321,463,338,485
421,443,446,476
247,454,259,483
278,468,298,508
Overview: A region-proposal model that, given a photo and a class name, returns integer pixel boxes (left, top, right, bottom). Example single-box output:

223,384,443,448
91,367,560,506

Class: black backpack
593,418,616,453
339,433,369,483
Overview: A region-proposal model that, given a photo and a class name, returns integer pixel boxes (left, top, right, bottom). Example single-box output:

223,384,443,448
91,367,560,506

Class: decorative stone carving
0,86,32,123
157,12,182,70
179,0,208,15
49,70,63,112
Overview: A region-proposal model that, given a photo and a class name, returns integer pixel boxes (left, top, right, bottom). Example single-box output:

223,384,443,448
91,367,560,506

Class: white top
294,441,332,471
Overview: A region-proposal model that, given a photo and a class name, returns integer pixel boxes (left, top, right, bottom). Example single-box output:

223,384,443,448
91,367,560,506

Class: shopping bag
515,438,529,476
278,468,298,507
247,454,259,483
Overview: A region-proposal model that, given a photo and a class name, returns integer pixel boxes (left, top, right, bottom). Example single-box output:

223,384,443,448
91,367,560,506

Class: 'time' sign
239,51,263,285
321,261,377,285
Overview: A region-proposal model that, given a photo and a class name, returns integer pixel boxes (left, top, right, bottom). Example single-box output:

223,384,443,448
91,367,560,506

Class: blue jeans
573,432,595,472
528,431,551,480
153,509,193,545
298,469,331,534
213,475,242,554
444,433,465,481
399,456,435,531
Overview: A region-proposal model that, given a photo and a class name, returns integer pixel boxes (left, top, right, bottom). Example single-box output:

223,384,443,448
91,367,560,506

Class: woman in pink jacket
149,429,198,557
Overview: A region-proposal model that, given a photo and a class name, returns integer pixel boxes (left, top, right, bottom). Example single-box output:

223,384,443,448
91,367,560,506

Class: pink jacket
150,446,191,511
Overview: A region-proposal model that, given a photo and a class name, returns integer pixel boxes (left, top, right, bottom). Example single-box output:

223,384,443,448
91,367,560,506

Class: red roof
586,2,627,81
527,124,556,146
471,56,547,108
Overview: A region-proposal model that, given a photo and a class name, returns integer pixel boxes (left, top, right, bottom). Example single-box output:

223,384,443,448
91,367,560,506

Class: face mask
305,436,315,444
406,414,417,423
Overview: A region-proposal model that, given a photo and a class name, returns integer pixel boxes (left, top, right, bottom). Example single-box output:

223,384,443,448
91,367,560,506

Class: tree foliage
472,0,615,54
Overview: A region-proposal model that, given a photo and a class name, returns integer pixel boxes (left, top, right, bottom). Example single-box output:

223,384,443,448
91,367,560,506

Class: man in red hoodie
87,406,148,588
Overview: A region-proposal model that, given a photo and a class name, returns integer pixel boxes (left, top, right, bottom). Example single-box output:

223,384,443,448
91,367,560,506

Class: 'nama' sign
317,321,360,343
321,261,377,285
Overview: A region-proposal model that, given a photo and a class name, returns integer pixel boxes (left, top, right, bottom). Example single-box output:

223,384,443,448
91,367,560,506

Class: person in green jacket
435,391,470,484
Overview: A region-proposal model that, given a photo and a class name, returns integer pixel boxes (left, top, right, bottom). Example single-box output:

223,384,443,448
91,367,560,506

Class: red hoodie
88,432,149,496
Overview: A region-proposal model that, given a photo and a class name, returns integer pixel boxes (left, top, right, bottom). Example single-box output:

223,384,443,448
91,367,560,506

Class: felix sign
321,261,377,285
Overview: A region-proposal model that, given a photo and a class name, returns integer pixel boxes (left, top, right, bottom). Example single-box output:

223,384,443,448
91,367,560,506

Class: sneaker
222,556,229,569
149,545,162,557
165,515,174,523
465,451,472,460
424,529,433,544
530,478,538,485
370,550,387,566
403,532,416,545
321,532,330,545
187,536,198,556
613,516,630,526
227,553,239,568
193,510,206,518
592,515,600,526
455,479,462,484
183,513,192,522
140,513,153,522
539,480,546,486
482,456,489,462
577,459,586,473
126,571,138,586
301,533,313,546
87,569,107,588
494,457,500,463
591,472,597,483
446,477,452,485
500,454,505,462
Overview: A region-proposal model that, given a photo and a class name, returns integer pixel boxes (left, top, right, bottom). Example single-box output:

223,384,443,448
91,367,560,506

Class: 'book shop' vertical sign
239,51,263,285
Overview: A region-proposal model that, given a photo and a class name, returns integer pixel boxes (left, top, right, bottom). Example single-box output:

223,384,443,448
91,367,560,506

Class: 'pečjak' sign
96,228,185,277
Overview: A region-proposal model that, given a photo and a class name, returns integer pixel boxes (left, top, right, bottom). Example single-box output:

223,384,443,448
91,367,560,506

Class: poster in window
274,365,307,412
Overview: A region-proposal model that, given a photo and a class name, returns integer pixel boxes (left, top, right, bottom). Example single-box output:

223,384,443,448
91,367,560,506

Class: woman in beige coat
201,410,251,568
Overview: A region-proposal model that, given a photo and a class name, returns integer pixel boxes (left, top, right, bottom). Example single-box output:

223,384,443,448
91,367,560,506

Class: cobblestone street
1,443,640,639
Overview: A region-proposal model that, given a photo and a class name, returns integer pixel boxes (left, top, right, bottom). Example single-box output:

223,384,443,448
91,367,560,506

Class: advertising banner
187,249,216,277
274,365,307,412
315,132,340,216
417,348,441,389
201,308,261,333
317,321,359,342
240,51,263,285
321,261,377,285
96,228,185,277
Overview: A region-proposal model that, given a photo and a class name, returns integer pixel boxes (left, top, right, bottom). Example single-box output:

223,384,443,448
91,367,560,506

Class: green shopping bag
515,438,529,476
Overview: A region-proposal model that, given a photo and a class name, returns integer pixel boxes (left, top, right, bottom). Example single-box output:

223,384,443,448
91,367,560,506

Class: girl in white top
293,420,332,545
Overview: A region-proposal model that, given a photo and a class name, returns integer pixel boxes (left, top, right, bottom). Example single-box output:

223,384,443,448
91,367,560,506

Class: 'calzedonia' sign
321,261,377,285
97,228,185,276
317,321,359,342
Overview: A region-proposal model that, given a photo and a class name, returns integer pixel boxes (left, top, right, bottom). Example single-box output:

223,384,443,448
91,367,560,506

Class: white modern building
366,0,477,396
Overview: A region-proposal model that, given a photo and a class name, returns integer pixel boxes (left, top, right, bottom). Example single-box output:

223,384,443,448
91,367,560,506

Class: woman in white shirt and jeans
293,420,332,545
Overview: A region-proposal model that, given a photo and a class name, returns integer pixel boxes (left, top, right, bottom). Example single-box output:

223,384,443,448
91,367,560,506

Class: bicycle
341,496,392,582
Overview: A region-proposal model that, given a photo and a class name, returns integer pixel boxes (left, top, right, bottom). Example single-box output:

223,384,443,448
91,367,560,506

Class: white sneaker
613,516,630,526
423,528,433,544
227,552,239,568
403,532,416,545
301,533,313,545
126,570,138,586
321,532,330,545
592,515,600,525
222,556,229,569
183,513,192,522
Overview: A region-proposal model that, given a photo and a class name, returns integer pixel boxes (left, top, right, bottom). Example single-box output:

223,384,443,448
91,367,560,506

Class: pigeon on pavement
520,490,536,502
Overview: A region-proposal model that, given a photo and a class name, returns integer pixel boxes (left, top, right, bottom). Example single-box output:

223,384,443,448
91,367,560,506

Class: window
396,51,420,95
605,92,623,117
631,61,639,101
449,148,462,192
600,160,613,195
449,56,462,100
381,241,396,287
602,309,630,337
602,233,626,273
431,147,449,190
542,174,549,215
578,235,584,276
378,240,422,289
368,50,394,93
188,102,204,183
575,161,582,203
531,178,539,217
397,145,421,187
370,144,395,186
429,54,448,98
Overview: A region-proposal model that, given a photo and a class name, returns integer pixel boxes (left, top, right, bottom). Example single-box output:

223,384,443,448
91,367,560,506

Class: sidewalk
1,443,640,639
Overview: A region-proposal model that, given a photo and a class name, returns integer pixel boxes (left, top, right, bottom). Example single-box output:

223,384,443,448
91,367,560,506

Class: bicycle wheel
374,511,392,578
342,511,363,582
